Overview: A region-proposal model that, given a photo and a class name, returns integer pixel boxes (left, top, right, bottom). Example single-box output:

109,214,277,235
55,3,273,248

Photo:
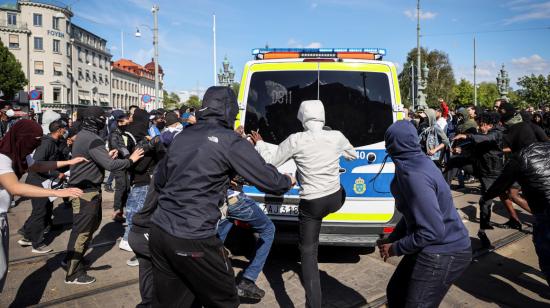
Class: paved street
1,183,549,308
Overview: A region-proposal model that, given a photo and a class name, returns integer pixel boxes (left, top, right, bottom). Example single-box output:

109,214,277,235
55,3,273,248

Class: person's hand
427,148,436,156
187,115,197,125
235,125,245,137
57,173,66,180
249,130,263,145
453,134,467,141
145,136,152,141
286,174,296,186
67,157,88,165
129,148,145,163
108,149,118,159
67,138,73,146
453,147,462,155
54,188,83,199
378,243,395,262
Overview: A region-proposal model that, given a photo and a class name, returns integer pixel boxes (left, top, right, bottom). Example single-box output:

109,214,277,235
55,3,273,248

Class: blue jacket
386,120,471,256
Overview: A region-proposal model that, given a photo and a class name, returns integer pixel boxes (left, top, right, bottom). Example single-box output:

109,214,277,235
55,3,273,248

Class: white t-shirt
436,117,448,132
0,154,14,214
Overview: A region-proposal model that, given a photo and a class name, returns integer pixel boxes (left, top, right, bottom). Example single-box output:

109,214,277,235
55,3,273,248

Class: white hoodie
255,100,357,200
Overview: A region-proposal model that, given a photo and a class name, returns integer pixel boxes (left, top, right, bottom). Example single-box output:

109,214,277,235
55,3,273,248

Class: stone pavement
1,183,548,307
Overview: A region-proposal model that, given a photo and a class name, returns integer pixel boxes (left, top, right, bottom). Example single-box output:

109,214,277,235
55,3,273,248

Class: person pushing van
251,99,357,308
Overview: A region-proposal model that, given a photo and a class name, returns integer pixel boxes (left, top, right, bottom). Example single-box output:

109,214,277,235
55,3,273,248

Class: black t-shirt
503,122,548,154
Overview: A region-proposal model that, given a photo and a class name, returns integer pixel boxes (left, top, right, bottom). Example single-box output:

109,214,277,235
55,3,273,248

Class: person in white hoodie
251,100,357,308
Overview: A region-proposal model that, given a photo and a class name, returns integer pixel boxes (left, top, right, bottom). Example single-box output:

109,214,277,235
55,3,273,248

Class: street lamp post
136,4,160,109
415,0,428,110
496,64,510,101
217,56,235,87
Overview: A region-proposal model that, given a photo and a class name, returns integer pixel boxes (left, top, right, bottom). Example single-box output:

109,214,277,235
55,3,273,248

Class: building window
66,20,70,34
33,13,42,26
92,52,96,66
93,73,97,83
78,68,83,80
52,16,59,30
8,34,19,49
35,86,44,100
53,39,60,53
53,62,62,76
85,50,89,64
77,47,82,61
34,61,44,75
66,42,71,57
53,87,61,103
86,70,90,81
34,37,43,50
105,76,109,85
7,13,16,26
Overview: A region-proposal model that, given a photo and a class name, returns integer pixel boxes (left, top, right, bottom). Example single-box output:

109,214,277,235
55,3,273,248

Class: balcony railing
0,19,28,31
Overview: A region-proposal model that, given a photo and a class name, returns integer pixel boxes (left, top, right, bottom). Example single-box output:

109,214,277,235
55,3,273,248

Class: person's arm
337,132,358,160
436,127,451,149
0,172,83,198
482,158,520,201
532,124,549,142
391,174,446,256
88,139,143,171
28,157,88,173
227,137,293,196
386,217,407,243
31,141,60,178
109,132,130,158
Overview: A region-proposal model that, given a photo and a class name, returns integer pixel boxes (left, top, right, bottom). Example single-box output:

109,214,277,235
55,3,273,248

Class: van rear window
244,70,393,147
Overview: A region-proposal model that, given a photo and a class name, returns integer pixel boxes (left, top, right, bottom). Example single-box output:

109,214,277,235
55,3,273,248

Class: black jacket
151,87,292,239
26,135,64,184
484,142,550,216
503,120,548,155
108,127,130,158
129,136,166,186
468,126,504,178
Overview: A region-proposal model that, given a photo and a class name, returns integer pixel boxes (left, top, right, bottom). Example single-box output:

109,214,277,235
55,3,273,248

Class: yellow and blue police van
237,48,403,246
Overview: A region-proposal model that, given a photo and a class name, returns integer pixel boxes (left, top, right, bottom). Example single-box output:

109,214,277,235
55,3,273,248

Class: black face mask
156,122,166,130
119,124,127,132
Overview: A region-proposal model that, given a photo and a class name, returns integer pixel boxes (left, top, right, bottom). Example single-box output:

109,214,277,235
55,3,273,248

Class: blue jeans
217,193,275,282
123,185,149,241
387,249,472,308
533,215,550,286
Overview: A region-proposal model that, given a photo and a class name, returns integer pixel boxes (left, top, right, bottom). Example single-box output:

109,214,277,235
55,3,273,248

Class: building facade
0,0,112,114
111,58,164,111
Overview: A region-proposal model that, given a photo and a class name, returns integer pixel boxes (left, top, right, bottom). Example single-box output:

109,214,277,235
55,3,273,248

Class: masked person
378,120,471,308
150,87,294,307
159,112,183,147
108,111,131,223
64,106,144,285
0,120,84,292
251,100,357,308
18,120,70,253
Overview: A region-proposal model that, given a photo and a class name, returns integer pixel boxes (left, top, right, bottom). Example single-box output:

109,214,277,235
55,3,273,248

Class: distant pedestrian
378,120,471,308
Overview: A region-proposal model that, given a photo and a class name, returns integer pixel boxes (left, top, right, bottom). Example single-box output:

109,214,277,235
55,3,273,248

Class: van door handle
339,168,346,173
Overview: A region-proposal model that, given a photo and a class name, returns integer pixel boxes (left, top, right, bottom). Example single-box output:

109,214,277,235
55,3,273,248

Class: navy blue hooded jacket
151,87,292,239
385,120,471,256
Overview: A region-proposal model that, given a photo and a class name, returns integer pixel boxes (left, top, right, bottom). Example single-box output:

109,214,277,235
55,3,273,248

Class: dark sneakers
65,273,96,285
237,278,265,299
502,219,522,231
477,230,492,249
104,184,114,193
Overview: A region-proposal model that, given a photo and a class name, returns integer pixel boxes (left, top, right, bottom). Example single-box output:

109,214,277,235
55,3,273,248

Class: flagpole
213,14,217,86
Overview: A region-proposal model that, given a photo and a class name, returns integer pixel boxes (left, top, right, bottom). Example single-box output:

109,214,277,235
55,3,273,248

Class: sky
8,0,550,93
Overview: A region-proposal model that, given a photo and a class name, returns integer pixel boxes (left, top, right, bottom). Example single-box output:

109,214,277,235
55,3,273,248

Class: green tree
477,82,500,109
231,82,240,97
451,78,474,107
163,90,181,110
0,40,27,100
399,48,456,108
185,95,201,109
516,74,550,108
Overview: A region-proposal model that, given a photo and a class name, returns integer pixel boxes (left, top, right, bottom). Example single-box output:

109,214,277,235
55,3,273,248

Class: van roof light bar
251,48,387,61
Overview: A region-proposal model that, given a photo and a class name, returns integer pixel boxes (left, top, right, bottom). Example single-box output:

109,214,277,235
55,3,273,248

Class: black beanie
498,102,516,123
80,106,104,119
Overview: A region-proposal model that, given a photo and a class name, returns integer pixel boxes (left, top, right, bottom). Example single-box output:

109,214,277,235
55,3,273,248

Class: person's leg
129,230,153,307
0,213,9,292
386,254,416,308
217,219,233,242
508,187,531,213
150,224,239,307
112,170,126,215
123,185,149,241
65,191,101,282
405,250,471,307
23,196,50,248
225,194,274,283
532,217,550,286
299,199,324,308
478,177,495,230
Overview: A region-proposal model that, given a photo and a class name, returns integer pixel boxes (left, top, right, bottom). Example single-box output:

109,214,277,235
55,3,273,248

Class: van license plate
263,204,299,216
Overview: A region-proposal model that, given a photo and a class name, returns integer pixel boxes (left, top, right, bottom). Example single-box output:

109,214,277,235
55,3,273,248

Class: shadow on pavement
454,237,550,307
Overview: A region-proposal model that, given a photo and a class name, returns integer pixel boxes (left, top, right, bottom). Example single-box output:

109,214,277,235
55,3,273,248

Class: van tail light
234,220,251,229
383,226,395,234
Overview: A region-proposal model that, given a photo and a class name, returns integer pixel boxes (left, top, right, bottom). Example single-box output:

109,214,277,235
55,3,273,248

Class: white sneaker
119,239,132,252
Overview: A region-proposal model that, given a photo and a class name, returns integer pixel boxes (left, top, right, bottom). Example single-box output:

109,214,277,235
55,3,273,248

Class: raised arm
0,172,83,198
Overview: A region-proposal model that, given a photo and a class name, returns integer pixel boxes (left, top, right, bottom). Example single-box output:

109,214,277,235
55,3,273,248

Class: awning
53,63,62,72
34,61,44,70
9,34,18,44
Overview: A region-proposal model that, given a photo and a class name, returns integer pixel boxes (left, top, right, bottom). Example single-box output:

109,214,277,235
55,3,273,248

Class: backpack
419,126,442,161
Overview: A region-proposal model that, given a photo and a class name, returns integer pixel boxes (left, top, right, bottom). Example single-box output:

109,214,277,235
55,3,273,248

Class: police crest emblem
353,177,366,194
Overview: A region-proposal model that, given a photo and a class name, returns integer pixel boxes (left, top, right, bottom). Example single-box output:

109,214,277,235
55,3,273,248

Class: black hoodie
151,87,292,239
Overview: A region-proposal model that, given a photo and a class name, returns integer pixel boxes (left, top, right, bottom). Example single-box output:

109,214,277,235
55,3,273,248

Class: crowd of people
0,91,548,308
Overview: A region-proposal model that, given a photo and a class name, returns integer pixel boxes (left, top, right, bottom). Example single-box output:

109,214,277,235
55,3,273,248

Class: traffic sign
142,94,152,104
29,100,42,113
29,90,42,100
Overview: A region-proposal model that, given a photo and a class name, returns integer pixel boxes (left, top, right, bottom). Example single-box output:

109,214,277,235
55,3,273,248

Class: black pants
23,188,53,248
443,156,473,185
299,188,346,308
113,170,129,212
479,176,497,228
149,224,239,308
65,191,102,280
129,229,153,308
387,249,471,308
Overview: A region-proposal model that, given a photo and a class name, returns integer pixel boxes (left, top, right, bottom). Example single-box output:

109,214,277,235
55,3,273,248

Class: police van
237,48,403,246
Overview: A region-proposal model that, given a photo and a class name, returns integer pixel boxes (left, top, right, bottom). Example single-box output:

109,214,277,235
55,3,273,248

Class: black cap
80,106,104,119
164,112,181,126
49,119,68,133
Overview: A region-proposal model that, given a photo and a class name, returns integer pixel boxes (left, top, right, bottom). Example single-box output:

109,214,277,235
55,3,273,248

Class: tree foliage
185,95,201,109
0,40,27,100
516,74,550,108
163,90,181,110
399,47,456,108
231,82,240,97
451,78,473,107
476,82,500,109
